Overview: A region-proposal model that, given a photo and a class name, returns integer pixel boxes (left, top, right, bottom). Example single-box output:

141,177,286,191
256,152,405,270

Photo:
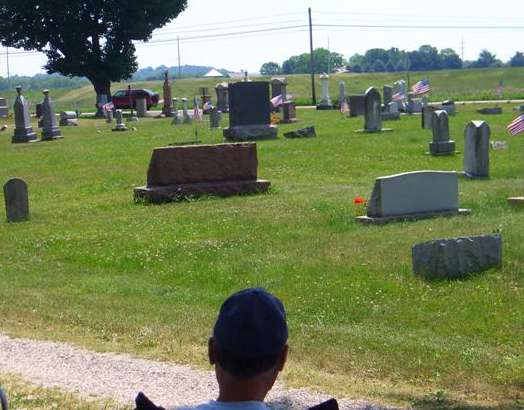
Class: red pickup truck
112,88,160,109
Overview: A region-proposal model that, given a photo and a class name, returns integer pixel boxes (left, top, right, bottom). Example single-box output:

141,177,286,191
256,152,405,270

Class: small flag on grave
411,79,431,96
193,97,202,121
507,115,524,136
392,91,405,102
271,94,284,108
340,100,350,114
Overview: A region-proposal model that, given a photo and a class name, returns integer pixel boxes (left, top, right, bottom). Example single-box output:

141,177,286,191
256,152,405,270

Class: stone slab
477,107,502,115
146,143,259,186
223,125,278,141
412,234,502,279
366,170,461,218
355,128,393,133
356,209,471,225
134,180,270,203
508,197,524,206
284,126,316,139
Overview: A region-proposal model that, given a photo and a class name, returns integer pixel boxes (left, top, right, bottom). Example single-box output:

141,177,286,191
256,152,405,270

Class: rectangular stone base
356,128,394,133
12,129,38,144
508,197,524,207
223,125,278,141
134,179,271,203
430,141,456,156
316,104,334,110
356,209,471,225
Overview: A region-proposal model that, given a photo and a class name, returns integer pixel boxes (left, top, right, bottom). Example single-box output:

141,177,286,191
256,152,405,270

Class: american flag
507,115,524,136
193,97,202,121
392,92,405,102
271,94,284,108
411,80,431,96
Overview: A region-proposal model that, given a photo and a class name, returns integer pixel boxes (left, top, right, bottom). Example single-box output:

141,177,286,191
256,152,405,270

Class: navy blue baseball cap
213,288,288,358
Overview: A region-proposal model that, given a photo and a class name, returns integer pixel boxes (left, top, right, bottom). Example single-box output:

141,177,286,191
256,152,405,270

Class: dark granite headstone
281,102,297,124
464,121,490,178
4,178,29,222
349,95,365,117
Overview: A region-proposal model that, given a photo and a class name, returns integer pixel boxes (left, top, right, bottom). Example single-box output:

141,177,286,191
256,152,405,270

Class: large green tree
0,0,187,105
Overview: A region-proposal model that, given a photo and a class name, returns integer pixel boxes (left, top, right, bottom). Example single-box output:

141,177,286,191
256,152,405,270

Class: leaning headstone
463,121,490,178
284,126,316,139
4,178,29,222
358,87,392,132
162,71,173,117
338,81,346,108
209,108,222,128
316,73,333,110
349,95,365,117
383,85,393,106
429,110,456,156
40,90,62,141
112,110,128,132
413,235,502,280
136,98,147,117
134,143,271,203
59,111,78,126
422,106,435,130
12,86,38,143
0,97,8,118
356,171,470,224
215,83,229,113
182,98,192,124
223,81,277,141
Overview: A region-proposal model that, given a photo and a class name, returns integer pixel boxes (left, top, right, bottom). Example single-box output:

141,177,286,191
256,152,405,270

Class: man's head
209,288,288,401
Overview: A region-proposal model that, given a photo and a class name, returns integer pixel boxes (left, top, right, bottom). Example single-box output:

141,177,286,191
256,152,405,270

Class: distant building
204,68,229,78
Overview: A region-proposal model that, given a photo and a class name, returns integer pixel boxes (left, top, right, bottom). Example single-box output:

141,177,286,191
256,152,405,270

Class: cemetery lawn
0,104,523,409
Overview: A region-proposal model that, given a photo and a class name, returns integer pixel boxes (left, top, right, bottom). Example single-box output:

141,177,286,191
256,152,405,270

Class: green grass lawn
0,103,523,409
1,66,524,113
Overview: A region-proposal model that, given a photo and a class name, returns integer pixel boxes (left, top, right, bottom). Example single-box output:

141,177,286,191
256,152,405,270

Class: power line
314,23,524,30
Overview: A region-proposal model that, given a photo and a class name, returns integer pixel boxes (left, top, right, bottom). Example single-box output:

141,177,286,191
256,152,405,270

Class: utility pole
6,46,10,85
177,36,181,79
327,37,331,74
461,36,465,67
308,7,316,106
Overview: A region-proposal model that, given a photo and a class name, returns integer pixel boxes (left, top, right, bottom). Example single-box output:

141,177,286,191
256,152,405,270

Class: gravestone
429,110,456,156
4,178,29,222
209,108,222,128
413,235,502,280
136,98,147,117
441,100,456,115
0,97,7,118
464,121,490,178
12,86,38,143
59,111,78,126
349,95,365,117
477,107,502,115
223,81,277,141
281,102,297,124
112,110,128,132
316,73,333,110
171,98,182,125
134,143,271,203
199,87,211,109
182,98,192,124
359,87,392,132
284,126,316,139
393,80,407,109
422,106,435,130
215,83,229,113
339,81,346,108
356,171,470,224
383,85,393,106
106,109,114,123
271,78,287,99
388,102,399,113
41,90,62,141
162,71,173,117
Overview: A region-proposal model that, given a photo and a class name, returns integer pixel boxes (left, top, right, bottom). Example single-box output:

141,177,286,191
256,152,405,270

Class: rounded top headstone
43,89,49,96
16,85,22,95
320,73,329,79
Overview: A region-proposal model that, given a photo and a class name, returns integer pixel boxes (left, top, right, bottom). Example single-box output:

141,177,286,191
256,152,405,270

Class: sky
1,0,524,77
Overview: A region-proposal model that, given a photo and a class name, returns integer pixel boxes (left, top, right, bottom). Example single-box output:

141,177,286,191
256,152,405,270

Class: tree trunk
92,79,112,118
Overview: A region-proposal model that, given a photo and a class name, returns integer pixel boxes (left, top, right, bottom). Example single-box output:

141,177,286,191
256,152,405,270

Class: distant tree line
0,73,89,92
260,46,524,75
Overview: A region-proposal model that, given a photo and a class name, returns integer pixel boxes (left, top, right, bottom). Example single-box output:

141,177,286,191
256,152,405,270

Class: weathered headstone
59,111,78,126
106,109,114,124
383,85,393,106
413,235,502,280
271,78,287,99
422,106,435,130
339,81,346,108
316,73,333,110
464,121,490,178
162,71,173,117
171,98,182,125
441,100,456,116
280,102,297,124
182,98,192,124
215,83,229,113
356,171,470,224
393,80,407,110
12,86,38,143
429,110,456,156
112,110,128,132
209,108,222,128
284,126,316,139
349,95,365,117
0,97,8,118
4,178,29,222
41,90,62,141
223,82,277,141
136,98,147,117
359,87,392,132
134,143,271,203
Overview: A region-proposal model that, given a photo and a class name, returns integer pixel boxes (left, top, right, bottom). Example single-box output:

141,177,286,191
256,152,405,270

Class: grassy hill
1,67,524,114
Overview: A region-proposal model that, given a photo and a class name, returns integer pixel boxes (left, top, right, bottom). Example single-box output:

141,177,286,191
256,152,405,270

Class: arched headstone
364,87,382,132
429,110,456,156
464,121,490,178
4,178,29,222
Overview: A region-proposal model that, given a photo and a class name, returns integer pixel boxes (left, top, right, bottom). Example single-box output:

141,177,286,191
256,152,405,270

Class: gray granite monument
429,110,456,156
339,81,346,108
182,98,192,124
463,121,490,178
422,106,435,130
316,73,333,110
349,95,365,117
4,178,29,222
171,98,182,125
40,90,62,141
271,78,287,99
59,111,78,126
112,110,128,132
359,87,392,132
223,81,277,141
215,83,229,113
356,171,471,224
162,71,173,117
383,85,393,106
136,97,147,117
0,97,8,118
413,234,502,280
209,108,222,128
12,86,38,143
